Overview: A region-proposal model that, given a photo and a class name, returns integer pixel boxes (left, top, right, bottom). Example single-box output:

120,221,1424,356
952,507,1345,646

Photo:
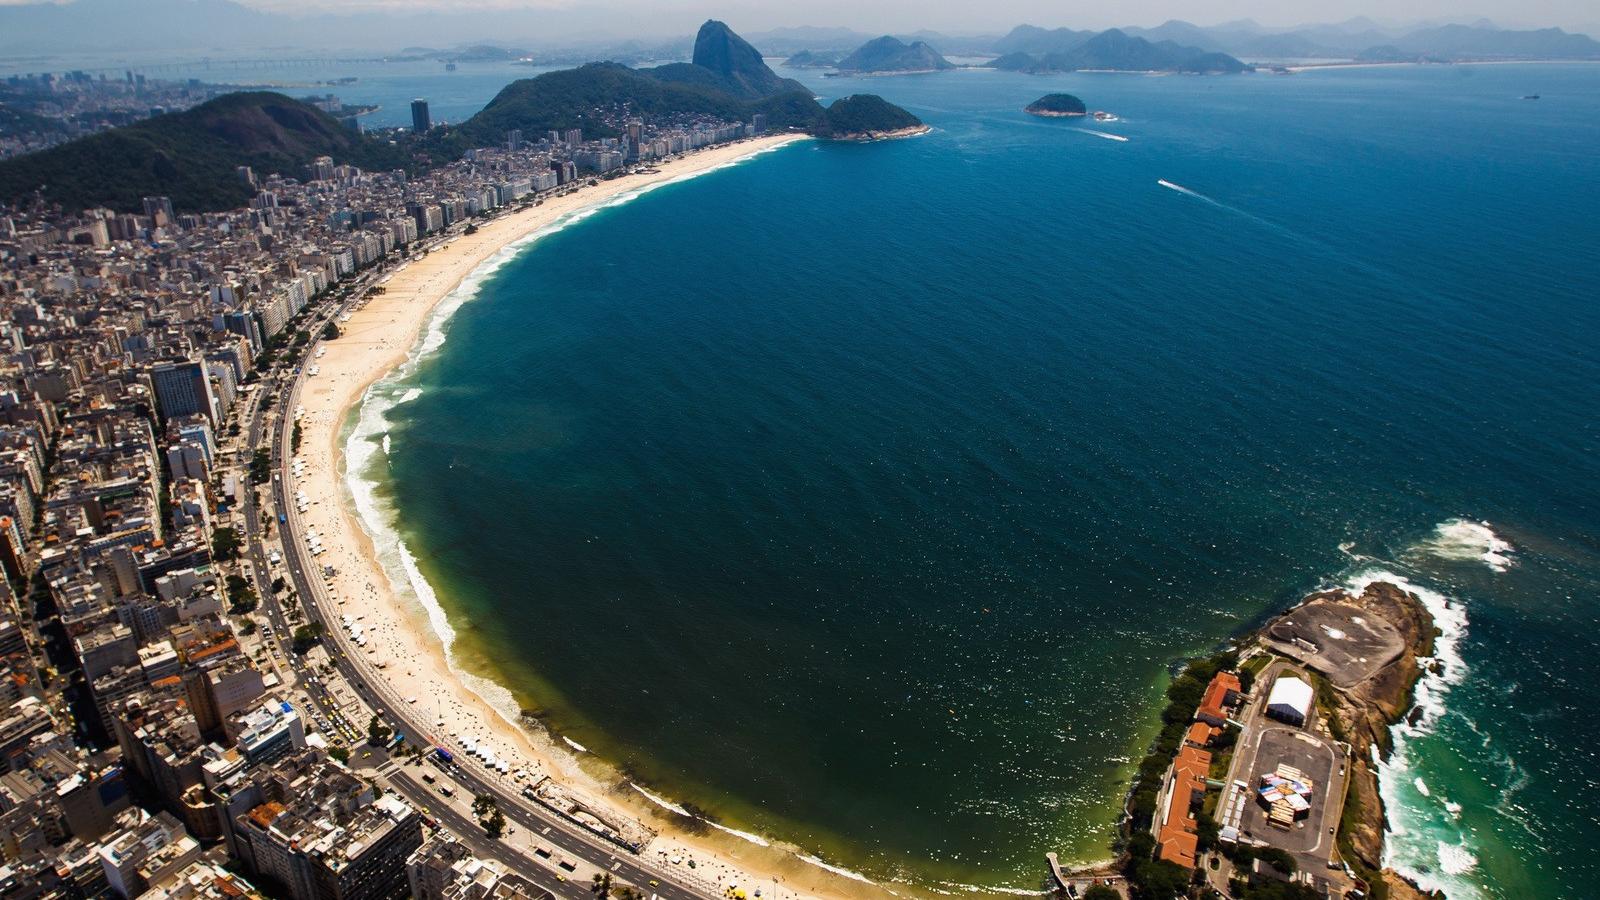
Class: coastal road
383,765,586,900
264,277,723,900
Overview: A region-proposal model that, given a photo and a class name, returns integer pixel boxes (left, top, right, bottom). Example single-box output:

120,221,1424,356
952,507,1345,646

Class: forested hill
454,21,920,144
0,92,410,213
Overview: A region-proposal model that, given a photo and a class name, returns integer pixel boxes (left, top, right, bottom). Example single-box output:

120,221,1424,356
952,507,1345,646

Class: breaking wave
1348,523,1492,898
1416,518,1514,572
798,854,877,884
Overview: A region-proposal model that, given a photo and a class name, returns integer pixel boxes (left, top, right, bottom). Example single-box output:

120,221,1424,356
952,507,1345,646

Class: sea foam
1417,518,1514,572
798,854,877,884
1351,545,1481,898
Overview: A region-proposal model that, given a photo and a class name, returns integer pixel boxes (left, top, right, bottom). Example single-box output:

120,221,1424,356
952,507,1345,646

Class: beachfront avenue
255,283,632,899
254,181,796,900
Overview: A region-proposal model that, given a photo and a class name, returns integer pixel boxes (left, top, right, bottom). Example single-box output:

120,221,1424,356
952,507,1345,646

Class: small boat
1521,94,1540,100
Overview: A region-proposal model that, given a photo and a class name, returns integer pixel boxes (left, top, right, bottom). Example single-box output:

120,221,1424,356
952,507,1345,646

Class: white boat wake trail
1077,128,1129,142
1153,177,1459,304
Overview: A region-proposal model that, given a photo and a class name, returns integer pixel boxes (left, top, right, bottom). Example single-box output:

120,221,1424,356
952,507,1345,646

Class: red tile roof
1197,671,1242,725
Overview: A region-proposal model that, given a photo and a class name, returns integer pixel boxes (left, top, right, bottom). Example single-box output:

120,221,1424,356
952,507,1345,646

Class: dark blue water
367,64,1600,895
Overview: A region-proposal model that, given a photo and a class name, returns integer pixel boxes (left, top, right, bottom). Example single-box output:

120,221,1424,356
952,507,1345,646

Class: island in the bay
834,35,956,74
1025,93,1088,117
783,49,842,68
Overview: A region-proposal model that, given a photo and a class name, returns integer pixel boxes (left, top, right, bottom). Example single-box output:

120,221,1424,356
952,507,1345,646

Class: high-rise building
308,156,335,182
150,361,217,425
141,196,174,226
625,120,643,161
506,129,522,151
563,128,582,147
410,99,431,134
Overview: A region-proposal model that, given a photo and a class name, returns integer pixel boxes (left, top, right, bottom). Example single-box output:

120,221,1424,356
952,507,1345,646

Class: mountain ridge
989,29,1249,74
836,36,956,73
454,23,921,143
0,91,410,212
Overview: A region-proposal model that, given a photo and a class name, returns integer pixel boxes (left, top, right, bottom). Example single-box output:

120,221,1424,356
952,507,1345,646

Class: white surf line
627,784,771,847
797,854,877,885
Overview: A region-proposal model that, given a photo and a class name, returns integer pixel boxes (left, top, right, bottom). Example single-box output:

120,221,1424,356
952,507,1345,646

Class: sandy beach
279,133,905,900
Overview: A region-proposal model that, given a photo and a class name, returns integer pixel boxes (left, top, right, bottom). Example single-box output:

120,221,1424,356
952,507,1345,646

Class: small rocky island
1025,93,1088,117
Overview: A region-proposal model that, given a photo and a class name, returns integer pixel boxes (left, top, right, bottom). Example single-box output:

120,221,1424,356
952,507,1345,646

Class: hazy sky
225,0,1596,33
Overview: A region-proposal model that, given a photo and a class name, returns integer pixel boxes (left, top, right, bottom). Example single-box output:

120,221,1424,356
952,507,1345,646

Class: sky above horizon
230,0,1597,33
0,0,1594,36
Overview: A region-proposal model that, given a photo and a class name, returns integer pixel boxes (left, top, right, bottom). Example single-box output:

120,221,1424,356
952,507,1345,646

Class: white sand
281,134,898,899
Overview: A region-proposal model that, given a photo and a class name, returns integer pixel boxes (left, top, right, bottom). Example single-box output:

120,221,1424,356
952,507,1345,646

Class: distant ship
445,61,457,71
1522,94,1540,100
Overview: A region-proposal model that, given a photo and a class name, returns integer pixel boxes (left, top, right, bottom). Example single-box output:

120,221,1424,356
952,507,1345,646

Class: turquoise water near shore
355,64,1600,895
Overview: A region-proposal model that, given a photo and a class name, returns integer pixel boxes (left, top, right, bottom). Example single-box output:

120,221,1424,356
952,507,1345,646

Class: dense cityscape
0,92,773,900
0,2,1594,899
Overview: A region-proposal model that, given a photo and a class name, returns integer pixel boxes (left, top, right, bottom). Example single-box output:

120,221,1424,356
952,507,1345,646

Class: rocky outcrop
1291,581,1440,893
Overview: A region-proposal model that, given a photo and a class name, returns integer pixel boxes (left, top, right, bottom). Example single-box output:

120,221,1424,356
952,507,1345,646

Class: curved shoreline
286,132,924,900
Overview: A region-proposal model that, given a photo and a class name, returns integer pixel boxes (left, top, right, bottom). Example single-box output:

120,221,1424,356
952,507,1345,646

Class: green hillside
823,94,925,136
0,91,411,213
455,22,915,143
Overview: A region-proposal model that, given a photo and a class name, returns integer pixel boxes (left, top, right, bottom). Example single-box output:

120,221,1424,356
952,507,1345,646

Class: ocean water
354,64,1600,895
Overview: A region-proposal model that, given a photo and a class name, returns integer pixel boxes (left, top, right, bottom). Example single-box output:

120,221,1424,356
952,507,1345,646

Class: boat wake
1076,129,1128,142
1156,178,1204,198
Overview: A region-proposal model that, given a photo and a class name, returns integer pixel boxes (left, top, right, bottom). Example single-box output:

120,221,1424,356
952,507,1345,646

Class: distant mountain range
0,2,1591,64
767,18,1599,68
987,28,1249,74
836,37,955,73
